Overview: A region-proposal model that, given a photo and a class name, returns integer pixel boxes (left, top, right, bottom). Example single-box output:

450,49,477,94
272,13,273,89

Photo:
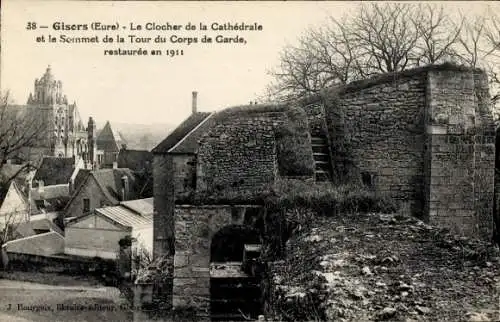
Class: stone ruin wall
324,73,428,217
196,112,283,198
425,70,494,238
318,67,495,238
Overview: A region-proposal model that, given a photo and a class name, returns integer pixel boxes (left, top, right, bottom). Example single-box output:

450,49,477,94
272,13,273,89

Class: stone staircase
311,135,332,182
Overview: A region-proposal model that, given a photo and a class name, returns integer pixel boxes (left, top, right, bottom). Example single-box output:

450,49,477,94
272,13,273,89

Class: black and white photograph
0,1,499,321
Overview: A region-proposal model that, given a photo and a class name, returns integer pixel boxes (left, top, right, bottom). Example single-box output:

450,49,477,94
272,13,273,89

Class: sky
0,1,495,126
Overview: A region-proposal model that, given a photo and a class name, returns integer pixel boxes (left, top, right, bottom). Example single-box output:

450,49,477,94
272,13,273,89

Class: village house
30,156,81,209
63,168,150,221
96,121,127,168
64,197,153,260
0,181,30,232
117,146,153,174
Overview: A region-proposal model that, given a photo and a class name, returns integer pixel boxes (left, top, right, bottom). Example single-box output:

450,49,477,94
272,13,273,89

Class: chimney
38,180,45,199
192,91,198,114
121,175,129,201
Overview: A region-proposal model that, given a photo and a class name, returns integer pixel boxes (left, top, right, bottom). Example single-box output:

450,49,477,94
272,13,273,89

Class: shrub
135,255,172,284
275,105,315,177
264,179,399,215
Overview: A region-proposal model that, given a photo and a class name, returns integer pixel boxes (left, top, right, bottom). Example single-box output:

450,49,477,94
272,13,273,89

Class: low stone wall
3,251,116,275
3,231,64,257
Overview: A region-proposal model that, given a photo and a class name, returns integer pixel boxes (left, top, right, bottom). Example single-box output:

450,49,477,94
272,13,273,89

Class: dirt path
0,279,133,322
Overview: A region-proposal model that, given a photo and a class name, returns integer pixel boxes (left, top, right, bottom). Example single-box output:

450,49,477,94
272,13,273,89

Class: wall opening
210,225,260,263
210,225,262,321
361,171,375,188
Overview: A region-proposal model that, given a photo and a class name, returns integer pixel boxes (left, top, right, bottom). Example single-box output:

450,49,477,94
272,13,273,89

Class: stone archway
172,205,264,320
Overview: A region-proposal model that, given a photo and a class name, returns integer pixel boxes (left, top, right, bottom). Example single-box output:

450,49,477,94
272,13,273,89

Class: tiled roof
73,169,91,191
117,149,153,172
168,113,216,154
31,184,69,200
33,157,75,186
152,112,211,154
0,164,27,184
96,121,126,152
95,203,152,229
91,168,140,203
15,215,63,238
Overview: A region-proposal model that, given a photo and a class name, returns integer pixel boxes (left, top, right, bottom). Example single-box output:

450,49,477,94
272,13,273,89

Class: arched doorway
210,225,262,321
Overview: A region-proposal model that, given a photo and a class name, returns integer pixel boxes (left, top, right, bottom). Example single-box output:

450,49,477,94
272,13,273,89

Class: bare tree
0,90,48,246
413,4,464,65
266,3,478,102
483,10,500,107
454,15,487,68
349,3,422,75
0,90,47,182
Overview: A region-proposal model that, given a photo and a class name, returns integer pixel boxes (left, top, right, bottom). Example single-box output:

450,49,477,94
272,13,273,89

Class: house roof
73,169,91,191
2,231,64,256
64,168,149,214
33,157,75,186
152,112,212,154
94,199,153,229
120,197,153,216
96,121,126,152
0,164,27,184
33,196,70,213
91,168,139,204
117,149,153,172
0,180,28,211
15,214,63,238
31,184,69,201
168,112,216,154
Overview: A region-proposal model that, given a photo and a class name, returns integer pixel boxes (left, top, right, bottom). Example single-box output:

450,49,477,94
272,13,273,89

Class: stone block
190,254,210,268
427,125,447,135
174,266,195,278
174,252,190,268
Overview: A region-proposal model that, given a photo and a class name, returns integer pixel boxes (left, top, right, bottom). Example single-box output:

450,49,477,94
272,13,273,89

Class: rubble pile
266,212,500,321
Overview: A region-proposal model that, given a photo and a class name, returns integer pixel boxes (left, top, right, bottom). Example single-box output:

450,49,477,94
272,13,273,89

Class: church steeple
30,65,64,105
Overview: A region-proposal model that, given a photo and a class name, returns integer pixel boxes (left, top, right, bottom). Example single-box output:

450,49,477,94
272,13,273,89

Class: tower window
83,198,90,213
361,172,375,188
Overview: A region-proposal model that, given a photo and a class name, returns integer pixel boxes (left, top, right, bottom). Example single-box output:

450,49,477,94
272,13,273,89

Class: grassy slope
273,212,500,322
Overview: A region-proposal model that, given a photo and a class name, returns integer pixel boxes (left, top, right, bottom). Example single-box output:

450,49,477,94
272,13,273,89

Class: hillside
265,212,499,322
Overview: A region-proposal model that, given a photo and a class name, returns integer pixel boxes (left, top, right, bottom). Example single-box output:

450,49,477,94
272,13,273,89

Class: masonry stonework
196,114,281,197
314,66,495,237
153,64,496,319
425,70,494,238
322,73,427,216
173,205,256,319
